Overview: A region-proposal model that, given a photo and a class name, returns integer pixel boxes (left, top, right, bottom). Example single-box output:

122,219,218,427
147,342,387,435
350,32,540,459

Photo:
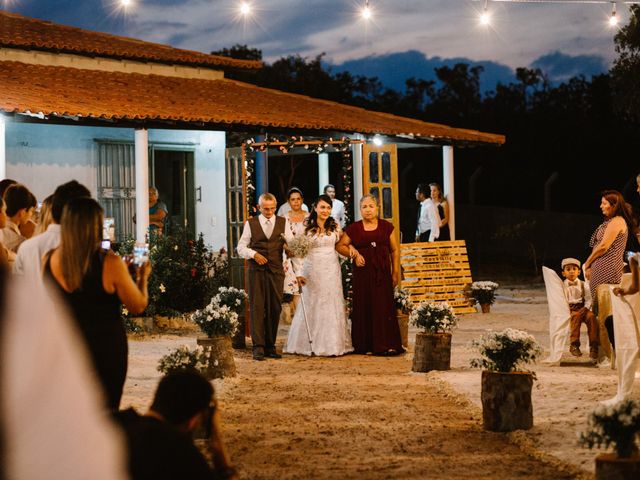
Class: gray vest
248,216,286,274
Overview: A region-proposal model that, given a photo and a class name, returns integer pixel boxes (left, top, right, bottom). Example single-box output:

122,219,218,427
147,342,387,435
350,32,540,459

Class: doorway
151,148,196,238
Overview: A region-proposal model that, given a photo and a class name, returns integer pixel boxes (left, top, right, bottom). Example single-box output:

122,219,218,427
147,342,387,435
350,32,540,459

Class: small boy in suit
561,258,599,359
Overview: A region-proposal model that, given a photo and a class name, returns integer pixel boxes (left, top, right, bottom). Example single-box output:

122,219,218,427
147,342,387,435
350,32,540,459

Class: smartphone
133,242,149,267
626,251,636,261
101,239,111,250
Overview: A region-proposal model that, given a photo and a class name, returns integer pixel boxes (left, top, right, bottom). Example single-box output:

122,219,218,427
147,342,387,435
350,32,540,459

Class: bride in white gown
284,195,354,357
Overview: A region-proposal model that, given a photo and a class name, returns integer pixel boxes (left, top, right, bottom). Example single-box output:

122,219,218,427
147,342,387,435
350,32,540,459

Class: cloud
531,51,609,82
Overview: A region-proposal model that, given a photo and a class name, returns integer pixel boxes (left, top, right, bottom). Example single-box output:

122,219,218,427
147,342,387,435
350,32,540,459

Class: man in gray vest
237,193,293,361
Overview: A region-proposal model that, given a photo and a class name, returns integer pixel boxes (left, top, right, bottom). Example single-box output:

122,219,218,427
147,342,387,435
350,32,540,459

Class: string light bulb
372,135,383,146
609,2,619,27
120,0,132,7
362,0,372,21
239,2,251,17
479,0,490,26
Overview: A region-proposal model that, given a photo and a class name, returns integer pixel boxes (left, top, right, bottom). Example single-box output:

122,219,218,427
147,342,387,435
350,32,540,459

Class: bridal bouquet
284,234,313,258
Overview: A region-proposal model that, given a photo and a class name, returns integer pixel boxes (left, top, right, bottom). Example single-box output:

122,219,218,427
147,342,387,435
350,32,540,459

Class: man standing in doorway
237,193,292,360
324,184,346,228
415,183,440,242
149,187,168,235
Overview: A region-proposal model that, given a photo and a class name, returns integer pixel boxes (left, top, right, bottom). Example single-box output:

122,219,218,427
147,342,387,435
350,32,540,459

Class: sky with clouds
4,0,631,84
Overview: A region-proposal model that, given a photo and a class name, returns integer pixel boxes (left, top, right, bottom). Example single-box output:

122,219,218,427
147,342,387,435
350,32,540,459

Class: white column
0,115,6,180
135,128,150,243
352,142,364,221
318,152,329,195
442,145,455,240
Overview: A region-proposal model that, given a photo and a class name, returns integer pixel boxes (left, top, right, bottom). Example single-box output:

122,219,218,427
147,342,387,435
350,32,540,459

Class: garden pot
411,332,451,372
595,453,640,480
197,336,237,379
232,314,246,349
480,303,491,314
481,370,533,432
396,310,409,349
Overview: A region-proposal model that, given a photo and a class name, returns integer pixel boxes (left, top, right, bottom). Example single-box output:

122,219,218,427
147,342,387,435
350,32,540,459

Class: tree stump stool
481,370,533,431
411,332,451,372
197,336,237,379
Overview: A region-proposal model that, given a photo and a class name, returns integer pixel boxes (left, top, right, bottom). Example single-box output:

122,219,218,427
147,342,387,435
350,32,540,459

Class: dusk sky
3,1,632,88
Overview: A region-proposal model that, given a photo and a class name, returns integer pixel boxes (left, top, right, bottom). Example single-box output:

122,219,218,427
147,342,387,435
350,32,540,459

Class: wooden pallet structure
400,240,475,314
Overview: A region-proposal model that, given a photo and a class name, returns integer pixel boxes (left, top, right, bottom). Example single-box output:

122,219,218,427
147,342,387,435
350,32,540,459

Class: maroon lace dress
345,219,403,354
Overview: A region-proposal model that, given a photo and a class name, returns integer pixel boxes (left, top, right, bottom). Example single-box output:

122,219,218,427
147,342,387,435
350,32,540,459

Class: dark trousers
569,303,599,347
248,267,284,353
418,231,431,242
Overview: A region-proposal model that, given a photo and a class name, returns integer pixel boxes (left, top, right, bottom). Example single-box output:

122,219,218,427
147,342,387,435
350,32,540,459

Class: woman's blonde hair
59,197,103,291
35,195,54,235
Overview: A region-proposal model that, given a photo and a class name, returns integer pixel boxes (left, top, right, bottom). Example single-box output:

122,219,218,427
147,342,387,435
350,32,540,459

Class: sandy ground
121,283,639,479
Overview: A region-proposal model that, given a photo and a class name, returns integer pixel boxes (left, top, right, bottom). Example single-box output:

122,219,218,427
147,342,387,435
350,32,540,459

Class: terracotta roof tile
0,61,505,145
0,11,261,70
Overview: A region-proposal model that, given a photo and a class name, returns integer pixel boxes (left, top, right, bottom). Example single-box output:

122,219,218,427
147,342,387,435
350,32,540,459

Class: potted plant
468,281,499,313
212,286,248,349
157,345,208,375
410,301,457,372
470,328,543,432
394,286,413,349
191,299,239,379
580,400,640,479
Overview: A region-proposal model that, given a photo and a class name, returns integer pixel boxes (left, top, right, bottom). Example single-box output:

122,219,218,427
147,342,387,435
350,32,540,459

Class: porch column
255,134,268,198
352,141,364,221
135,128,149,243
318,152,329,196
442,145,455,240
0,115,5,180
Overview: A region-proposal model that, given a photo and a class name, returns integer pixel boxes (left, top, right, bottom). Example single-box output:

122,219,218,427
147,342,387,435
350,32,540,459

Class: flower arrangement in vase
468,281,499,313
191,300,239,338
410,301,457,334
470,328,542,432
394,286,413,315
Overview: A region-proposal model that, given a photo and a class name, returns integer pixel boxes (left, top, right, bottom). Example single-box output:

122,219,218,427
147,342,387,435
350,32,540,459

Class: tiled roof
0,61,505,145
0,11,261,70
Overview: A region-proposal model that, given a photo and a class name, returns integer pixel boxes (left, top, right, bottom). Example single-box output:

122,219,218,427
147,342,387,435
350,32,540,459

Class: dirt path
218,349,578,480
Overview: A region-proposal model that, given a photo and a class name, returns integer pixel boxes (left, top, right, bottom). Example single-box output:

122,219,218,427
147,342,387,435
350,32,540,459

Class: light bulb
120,0,132,7
480,11,490,26
609,14,619,27
362,6,372,20
372,136,383,146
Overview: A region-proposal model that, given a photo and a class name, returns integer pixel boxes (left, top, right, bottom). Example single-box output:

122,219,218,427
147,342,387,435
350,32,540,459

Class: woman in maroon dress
336,194,403,355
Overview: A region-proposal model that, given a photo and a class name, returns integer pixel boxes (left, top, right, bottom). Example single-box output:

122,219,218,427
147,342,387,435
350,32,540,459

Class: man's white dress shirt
417,198,440,242
237,215,294,260
13,223,61,278
331,198,346,228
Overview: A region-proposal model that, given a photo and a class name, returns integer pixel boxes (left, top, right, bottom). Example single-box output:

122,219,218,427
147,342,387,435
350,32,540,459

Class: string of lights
6,0,640,30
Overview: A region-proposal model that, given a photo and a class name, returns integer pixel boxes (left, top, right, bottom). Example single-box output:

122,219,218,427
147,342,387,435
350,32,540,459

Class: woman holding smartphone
44,197,151,410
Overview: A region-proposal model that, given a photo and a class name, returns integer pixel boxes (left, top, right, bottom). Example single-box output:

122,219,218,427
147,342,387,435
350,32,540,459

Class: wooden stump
396,311,409,349
232,315,246,349
480,303,491,313
596,453,640,480
481,370,533,432
411,332,451,372
197,336,237,379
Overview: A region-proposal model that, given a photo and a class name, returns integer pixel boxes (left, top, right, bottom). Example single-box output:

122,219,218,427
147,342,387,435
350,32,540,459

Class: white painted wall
5,122,227,249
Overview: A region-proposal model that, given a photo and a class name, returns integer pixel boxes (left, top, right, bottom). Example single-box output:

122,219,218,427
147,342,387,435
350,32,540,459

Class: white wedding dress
284,230,354,356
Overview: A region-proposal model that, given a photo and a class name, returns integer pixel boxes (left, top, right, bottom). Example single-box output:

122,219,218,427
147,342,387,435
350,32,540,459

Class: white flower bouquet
284,233,313,258
157,345,208,374
580,400,640,458
468,281,499,305
394,286,413,314
191,300,239,338
409,301,457,333
212,286,248,314
470,328,542,374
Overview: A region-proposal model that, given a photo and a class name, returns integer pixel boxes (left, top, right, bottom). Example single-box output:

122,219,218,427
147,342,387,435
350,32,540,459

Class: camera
133,243,149,267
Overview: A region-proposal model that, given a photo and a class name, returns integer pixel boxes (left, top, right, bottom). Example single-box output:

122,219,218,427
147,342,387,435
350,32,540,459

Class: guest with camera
115,370,237,480
43,197,151,410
